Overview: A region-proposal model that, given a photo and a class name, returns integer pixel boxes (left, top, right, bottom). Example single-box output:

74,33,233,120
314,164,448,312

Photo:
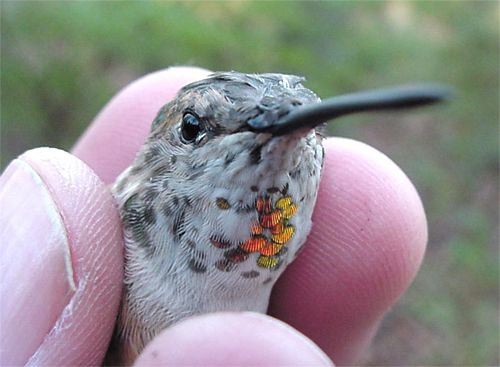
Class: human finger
269,137,427,365
134,313,333,366
0,148,123,365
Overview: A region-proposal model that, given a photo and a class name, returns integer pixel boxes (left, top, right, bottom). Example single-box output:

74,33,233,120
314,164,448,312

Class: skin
0,67,427,366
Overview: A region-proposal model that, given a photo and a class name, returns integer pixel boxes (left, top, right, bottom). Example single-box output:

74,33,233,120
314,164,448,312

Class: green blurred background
1,1,498,365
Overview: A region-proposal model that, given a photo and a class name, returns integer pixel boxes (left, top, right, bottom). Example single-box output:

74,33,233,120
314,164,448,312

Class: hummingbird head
143,71,450,191
147,72,322,183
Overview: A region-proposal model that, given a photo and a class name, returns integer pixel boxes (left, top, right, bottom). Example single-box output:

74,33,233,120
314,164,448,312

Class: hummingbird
108,71,449,364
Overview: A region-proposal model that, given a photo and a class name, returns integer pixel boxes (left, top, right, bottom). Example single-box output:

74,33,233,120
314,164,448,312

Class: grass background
1,1,498,365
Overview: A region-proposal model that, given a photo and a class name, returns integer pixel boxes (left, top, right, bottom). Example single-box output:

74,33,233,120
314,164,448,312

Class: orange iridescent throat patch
213,193,298,270
241,196,297,268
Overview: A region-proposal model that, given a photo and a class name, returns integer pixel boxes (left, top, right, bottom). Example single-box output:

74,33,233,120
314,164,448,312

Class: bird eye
181,112,202,143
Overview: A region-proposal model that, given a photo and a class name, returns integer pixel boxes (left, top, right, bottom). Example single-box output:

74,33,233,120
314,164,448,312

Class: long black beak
248,84,452,136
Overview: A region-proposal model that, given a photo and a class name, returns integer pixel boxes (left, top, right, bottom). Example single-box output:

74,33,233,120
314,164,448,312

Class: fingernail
0,159,76,365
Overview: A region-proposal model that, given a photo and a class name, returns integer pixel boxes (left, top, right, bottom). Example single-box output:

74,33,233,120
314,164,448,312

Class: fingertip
135,313,334,367
72,66,212,184
319,137,427,296
2,148,123,365
269,137,427,364
0,154,76,365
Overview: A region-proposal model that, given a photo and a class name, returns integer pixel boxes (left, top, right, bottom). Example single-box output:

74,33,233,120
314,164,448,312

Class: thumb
0,148,123,365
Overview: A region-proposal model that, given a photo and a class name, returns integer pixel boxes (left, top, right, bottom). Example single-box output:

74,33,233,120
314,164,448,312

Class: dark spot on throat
241,270,260,279
210,236,232,249
143,206,156,225
281,183,289,195
224,152,236,167
172,211,186,241
267,187,279,194
249,145,262,165
192,161,206,171
224,248,249,263
188,258,207,273
122,195,155,248
142,187,158,204
216,198,231,210
162,203,171,218
123,193,139,211
290,168,301,179
215,259,235,272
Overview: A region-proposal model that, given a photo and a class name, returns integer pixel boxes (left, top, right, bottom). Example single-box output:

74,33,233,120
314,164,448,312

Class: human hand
0,67,426,366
